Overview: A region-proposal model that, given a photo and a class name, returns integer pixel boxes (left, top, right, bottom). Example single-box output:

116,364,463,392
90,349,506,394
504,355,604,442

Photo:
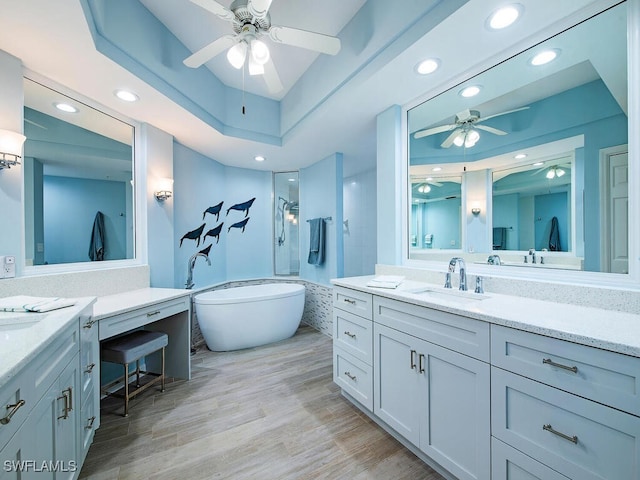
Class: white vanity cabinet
0,304,93,480
332,287,374,410
491,325,640,480
78,314,99,465
373,297,490,480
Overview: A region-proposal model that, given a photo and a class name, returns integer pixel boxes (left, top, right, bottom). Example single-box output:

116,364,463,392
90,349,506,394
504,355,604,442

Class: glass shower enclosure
274,171,299,275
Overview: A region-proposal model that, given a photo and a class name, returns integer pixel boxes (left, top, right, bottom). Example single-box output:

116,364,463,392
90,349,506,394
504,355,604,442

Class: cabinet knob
410,350,417,370
85,363,96,373
344,371,357,381
343,331,356,339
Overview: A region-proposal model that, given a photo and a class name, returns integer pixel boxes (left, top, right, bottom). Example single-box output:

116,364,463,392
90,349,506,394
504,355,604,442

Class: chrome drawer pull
343,331,356,339
82,319,96,329
418,353,425,374
85,363,96,373
410,350,417,370
543,424,578,444
343,298,356,305
543,358,578,373
344,371,357,381
146,310,161,317
1,400,26,425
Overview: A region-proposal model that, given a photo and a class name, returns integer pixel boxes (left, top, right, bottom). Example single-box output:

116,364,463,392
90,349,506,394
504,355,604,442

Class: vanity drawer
333,286,372,320
373,296,490,361
98,297,189,340
334,347,373,411
492,437,570,480
79,313,99,407
491,325,640,416
333,309,372,364
491,367,640,480
31,322,79,399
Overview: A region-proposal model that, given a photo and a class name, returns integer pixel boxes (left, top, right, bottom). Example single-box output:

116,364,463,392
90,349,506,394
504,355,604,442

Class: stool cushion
101,330,168,365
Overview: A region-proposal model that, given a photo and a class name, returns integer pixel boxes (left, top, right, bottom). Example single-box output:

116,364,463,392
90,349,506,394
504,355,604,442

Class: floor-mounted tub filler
194,283,305,351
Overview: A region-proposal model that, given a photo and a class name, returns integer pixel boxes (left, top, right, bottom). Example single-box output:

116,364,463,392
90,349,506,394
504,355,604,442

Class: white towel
0,295,77,313
366,275,405,289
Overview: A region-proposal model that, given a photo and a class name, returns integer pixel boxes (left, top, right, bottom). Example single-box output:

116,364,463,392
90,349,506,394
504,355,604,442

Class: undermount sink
0,312,46,331
405,286,488,301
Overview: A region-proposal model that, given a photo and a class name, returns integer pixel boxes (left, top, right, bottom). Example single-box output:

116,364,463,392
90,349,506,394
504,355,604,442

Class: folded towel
366,275,405,289
0,295,77,313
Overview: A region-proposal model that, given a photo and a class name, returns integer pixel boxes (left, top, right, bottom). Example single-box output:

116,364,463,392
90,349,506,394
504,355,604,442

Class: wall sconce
471,207,481,216
154,177,173,202
0,129,26,170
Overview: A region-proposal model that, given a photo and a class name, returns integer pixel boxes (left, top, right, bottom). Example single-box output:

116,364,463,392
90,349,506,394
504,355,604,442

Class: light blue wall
422,199,461,250
493,194,519,250
376,105,403,265
534,192,568,252
0,51,24,266
43,176,127,264
225,166,272,281
299,153,344,285
172,143,272,289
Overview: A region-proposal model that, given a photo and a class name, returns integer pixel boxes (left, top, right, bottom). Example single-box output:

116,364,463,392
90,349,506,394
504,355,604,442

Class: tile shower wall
190,278,333,349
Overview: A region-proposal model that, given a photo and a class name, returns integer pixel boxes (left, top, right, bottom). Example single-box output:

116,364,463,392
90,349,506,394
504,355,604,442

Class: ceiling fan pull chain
242,61,246,115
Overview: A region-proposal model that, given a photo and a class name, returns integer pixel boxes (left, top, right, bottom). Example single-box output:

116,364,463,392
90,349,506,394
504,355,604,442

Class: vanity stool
100,330,168,416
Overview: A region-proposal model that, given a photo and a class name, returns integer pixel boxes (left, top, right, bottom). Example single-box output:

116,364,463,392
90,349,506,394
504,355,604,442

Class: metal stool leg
161,347,166,392
135,359,141,387
124,362,130,417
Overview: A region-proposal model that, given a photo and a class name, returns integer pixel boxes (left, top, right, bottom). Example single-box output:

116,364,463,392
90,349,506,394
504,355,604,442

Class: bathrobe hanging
549,216,560,251
88,211,105,261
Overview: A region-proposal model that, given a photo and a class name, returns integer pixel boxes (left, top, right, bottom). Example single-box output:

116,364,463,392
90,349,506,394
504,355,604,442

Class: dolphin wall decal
227,217,250,233
203,223,224,244
199,244,212,257
203,201,224,221
179,223,206,247
226,197,255,217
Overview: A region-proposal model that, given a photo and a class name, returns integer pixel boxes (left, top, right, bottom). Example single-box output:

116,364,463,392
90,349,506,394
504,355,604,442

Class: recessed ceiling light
459,85,481,98
254,155,265,162
487,4,523,30
288,178,296,182
432,166,442,172
415,58,440,75
54,102,78,113
114,89,139,102
530,49,560,66
514,153,528,159
533,161,544,166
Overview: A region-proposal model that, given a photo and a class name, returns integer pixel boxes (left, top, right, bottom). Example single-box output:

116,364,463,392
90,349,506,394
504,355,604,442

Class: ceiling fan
413,107,529,148
183,0,342,94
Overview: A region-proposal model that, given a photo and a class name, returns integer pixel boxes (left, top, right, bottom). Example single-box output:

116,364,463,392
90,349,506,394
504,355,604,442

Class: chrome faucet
487,254,501,265
529,248,536,264
185,253,211,289
444,257,467,291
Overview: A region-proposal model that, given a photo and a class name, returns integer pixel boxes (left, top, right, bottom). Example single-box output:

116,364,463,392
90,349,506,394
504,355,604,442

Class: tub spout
186,253,211,289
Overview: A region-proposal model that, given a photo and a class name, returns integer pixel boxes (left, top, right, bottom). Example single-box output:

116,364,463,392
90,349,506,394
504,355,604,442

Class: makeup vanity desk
93,288,192,381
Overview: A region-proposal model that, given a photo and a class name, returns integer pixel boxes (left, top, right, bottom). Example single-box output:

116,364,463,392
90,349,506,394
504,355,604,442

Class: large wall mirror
408,1,629,275
23,78,135,267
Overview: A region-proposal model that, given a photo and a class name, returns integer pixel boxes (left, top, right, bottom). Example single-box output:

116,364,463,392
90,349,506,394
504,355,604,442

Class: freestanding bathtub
194,283,305,351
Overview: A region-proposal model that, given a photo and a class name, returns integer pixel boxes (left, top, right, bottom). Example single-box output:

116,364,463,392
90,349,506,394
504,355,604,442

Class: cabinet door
420,342,490,480
24,355,79,480
0,427,26,480
373,323,425,446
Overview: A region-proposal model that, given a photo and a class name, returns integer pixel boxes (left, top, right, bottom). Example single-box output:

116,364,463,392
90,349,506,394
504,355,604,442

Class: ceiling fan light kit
185,0,342,94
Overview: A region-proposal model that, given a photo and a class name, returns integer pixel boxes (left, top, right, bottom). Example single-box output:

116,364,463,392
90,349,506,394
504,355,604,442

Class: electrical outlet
0,256,16,279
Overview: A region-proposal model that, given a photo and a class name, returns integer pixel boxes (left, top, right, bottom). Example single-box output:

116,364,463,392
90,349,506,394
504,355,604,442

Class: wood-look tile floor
79,325,445,480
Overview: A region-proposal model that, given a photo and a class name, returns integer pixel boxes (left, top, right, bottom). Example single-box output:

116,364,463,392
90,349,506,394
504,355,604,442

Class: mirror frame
401,0,640,289
21,70,148,276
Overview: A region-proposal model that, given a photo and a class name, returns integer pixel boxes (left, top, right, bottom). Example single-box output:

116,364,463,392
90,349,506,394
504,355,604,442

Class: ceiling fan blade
441,128,462,148
477,106,530,123
184,35,238,68
189,0,236,22
427,180,443,187
269,26,341,55
475,124,508,135
263,59,284,94
247,0,273,19
413,124,456,139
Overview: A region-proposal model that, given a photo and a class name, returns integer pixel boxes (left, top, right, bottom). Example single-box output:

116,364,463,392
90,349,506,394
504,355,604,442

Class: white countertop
332,276,640,357
1,288,192,391
92,287,191,320
0,297,95,390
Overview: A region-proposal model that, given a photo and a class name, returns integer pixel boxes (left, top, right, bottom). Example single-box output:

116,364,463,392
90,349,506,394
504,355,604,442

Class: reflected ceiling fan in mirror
413,107,529,148
184,0,342,94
